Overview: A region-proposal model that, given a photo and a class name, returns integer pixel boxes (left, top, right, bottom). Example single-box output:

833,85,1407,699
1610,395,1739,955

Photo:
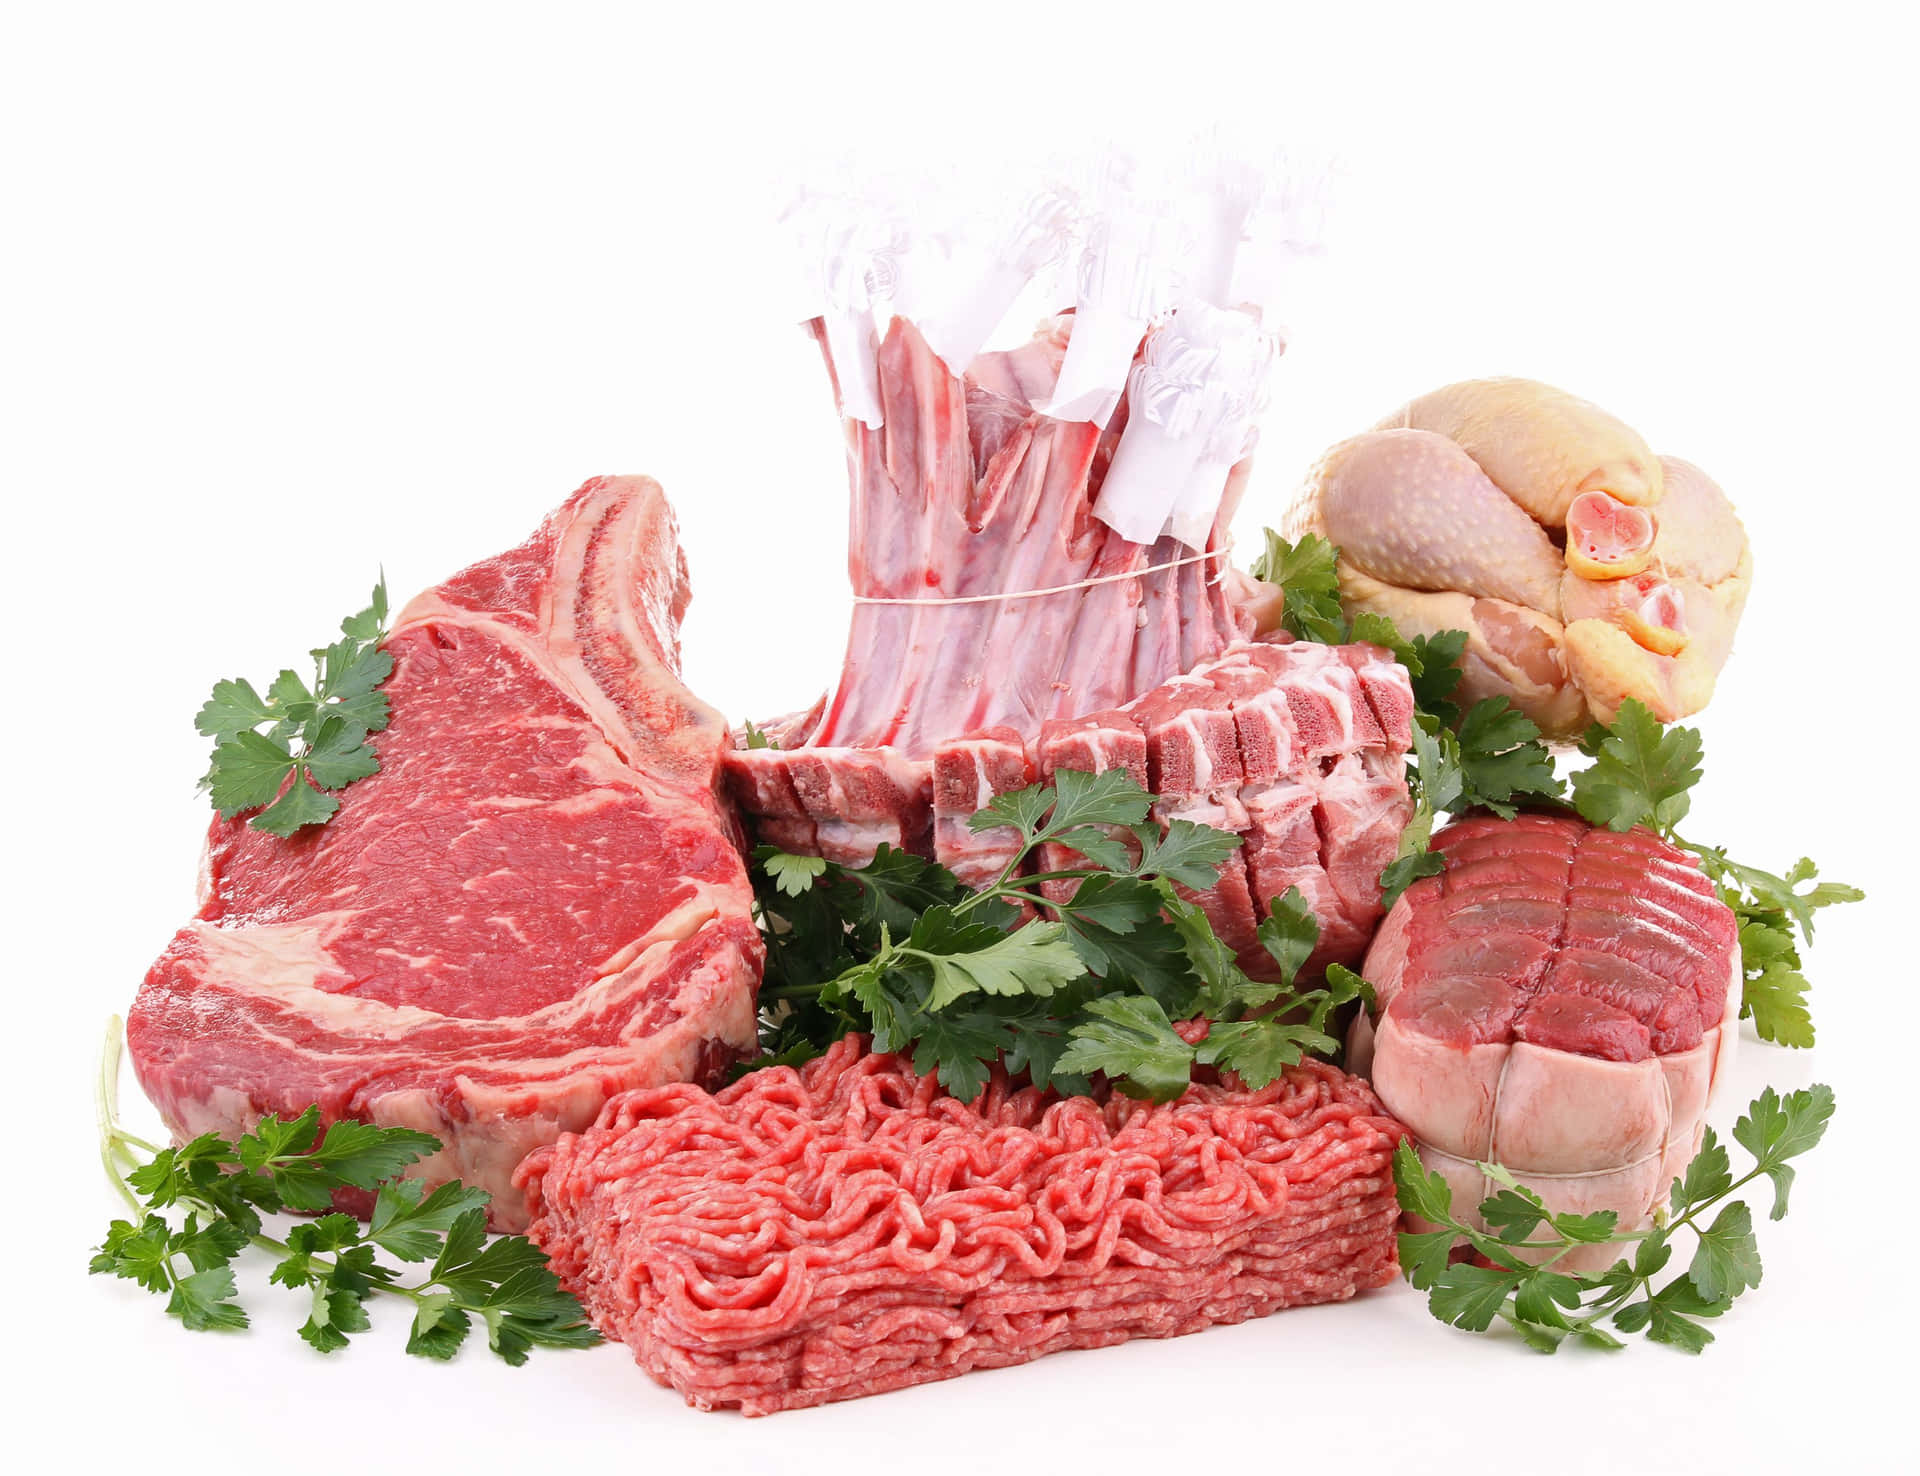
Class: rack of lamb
725,168,1414,973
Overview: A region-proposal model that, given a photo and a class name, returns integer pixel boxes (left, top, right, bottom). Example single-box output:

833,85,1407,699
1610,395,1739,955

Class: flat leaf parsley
196,578,394,836
746,770,1366,1102
1395,1084,1834,1352
92,1020,596,1363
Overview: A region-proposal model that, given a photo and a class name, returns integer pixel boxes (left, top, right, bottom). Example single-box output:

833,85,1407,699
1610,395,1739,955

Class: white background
5,4,1916,1471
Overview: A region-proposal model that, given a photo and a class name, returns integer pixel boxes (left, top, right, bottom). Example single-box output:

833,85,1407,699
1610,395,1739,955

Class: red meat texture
128,478,762,1230
722,315,1414,974
518,1037,1407,1415
1394,813,1738,1060
1353,813,1744,1271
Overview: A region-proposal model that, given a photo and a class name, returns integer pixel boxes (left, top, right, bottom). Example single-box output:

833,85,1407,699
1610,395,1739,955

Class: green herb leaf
195,678,276,740
1057,996,1196,1102
1688,1201,1762,1302
406,1293,472,1360
1193,1015,1331,1089
907,1008,1012,1102
1454,698,1563,817
167,1265,249,1332
197,578,394,835
1405,630,1469,731
1392,1085,1833,1356
1398,1228,1458,1292
1055,874,1192,1002
262,1117,441,1209
1428,1262,1527,1333
207,730,299,819
1045,767,1159,834
1250,531,1347,643
97,1061,597,1365
1641,1279,1729,1353
1571,699,1702,835
745,769,1373,1102
997,1001,1089,1096
298,1278,374,1353
1255,885,1319,984
1687,847,1861,1050
369,1178,494,1263
249,774,341,838
830,845,967,946
1550,1208,1622,1245
303,715,384,789
90,1216,180,1293
1391,1139,1455,1227
1132,820,1241,891
1479,1185,1551,1244
763,851,829,897
1512,1269,1586,1330
907,912,1086,1011
1731,1084,1836,1220
1741,961,1816,1048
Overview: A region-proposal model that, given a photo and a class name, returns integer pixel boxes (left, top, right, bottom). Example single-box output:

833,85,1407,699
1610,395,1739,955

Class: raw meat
723,312,1413,968
730,638,1413,972
128,477,763,1231
517,1035,1407,1415
1348,812,1741,1269
1281,380,1752,739
806,317,1245,757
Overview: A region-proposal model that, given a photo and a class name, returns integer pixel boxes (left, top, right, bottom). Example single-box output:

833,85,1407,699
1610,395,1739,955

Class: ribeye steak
129,476,763,1230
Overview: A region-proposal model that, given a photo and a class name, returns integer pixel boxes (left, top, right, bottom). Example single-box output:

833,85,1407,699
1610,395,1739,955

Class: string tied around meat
850,540,1233,607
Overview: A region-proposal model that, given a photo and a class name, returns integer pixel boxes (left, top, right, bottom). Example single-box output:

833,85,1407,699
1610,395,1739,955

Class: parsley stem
95,1013,427,1312
241,1226,434,1309
96,1017,145,1219
954,828,1049,917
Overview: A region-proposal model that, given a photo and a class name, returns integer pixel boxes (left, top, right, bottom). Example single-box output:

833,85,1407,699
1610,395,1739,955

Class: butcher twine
1396,1042,1680,1201
850,542,1231,606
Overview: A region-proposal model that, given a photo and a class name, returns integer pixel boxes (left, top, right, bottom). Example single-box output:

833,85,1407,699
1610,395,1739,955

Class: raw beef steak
519,1036,1407,1414
1349,812,1741,1269
129,476,763,1230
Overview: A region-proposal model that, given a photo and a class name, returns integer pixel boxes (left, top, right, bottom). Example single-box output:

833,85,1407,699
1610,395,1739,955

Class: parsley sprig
196,579,395,837
1395,1083,1834,1352
91,1020,597,1363
1256,529,1861,1045
749,770,1366,1102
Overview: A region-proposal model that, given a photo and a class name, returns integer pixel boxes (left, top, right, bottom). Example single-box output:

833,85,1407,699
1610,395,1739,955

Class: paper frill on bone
783,144,1330,550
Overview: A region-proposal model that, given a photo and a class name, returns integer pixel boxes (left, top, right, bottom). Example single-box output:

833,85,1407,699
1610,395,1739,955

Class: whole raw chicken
1281,379,1751,739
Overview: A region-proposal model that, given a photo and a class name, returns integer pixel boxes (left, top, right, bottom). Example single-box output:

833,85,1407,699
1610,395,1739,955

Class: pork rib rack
129,477,763,1231
725,316,1414,968
1349,812,1741,1269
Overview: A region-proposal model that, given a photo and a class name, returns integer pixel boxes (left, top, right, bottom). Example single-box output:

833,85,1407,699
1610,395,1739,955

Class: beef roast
518,1036,1407,1414
129,476,763,1230
1349,812,1741,1268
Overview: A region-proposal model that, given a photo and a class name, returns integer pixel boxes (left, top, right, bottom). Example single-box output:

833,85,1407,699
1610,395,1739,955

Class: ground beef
516,1036,1407,1414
